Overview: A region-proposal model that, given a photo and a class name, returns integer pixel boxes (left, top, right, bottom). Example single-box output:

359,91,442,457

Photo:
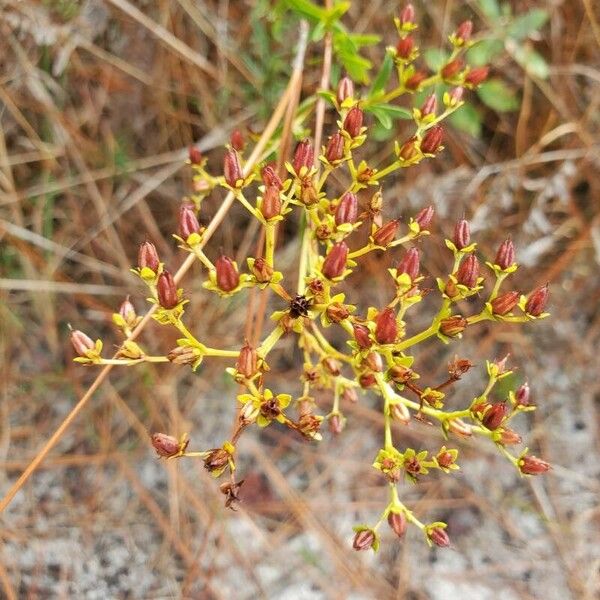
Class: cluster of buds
71,6,550,551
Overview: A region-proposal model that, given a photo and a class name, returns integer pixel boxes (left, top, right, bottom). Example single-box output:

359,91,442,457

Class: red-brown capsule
292,139,314,173
482,403,508,430
421,126,444,154
223,148,243,187
449,87,464,103
519,455,551,475
359,373,376,388
465,66,489,86
364,352,383,372
456,254,480,288
439,315,468,337
455,20,473,43
388,512,407,538
398,137,419,161
326,302,350,323
396,36,414,59
337,76,354,104
397,247,420,280
250,257,273,283
236,340,257,378
525,284,549,316
179,204,200,239
343,106,364,138
203,448,230,473
322,242,349,280
428,527,450,548
261,164,283,189
375,308,398,345
405,71,427,90
352,528,376,551
215,255,240,292
335,192,358,225
71,329,95,356
138,240,159,272
399,3,415,26
230,129,245,151
441,58,464,79
325,131,345,163
188,146,203,165
415,205,435,229
453,218,470,250
373,219,400,246
499,429,522,446
436,451,456,469
260,185,281,220
515,383,531,406
421,93,437,117
491,291,520,316
151,433,181,458
495,238,515,269
157,271,178,309
353,323,372,349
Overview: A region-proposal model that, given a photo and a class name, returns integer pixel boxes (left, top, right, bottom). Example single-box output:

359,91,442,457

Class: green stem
265,222,276,267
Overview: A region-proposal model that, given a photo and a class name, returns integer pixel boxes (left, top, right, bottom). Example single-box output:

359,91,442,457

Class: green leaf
477,79,519,112
466,38,504,66
366,103,412,129
347,33,380,46
479,0,501,20
511,45,549,79
368,105,392,129
423,48,449,71
507,9,549,40
284,0,326,21
316,89,337,105
369,52,394,97
449,104,482,137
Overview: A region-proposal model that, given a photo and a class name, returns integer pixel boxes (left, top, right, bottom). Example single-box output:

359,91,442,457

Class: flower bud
353,323,372,349
390,402,411,424
428,527,450,548
456,254,480,288
399,3,415,26
482,402,507,430
499,429,522,446
396,36,414,59
157,271,178,309
292,139,314,173
519,455,550,475
465,66,489,86
215,255,240,292
525,284,549,316
151,433,182,458
352,528,376,551
448,418,473,437
455,20,473,43
421,93,437,117
415,205,434,229
495,238,515,269
260,185,281,220
236,341,257,378
322,357,341,376
118,296,137,326
441,58,463,79
230,129,245,151
397,247,420,280
322,242,348,280
343,387,358,404
343,106,364,138
388,511,407,538
337,76,354,104
453,218,470,250
405,71,427,90
364,352,383,372
179,204,201,239
329,414,344,435
449,87,464,103
261,164,283,189
250,257,273,283
138,240,159,272
421,126,444,154
515,383,531,406
325,131,345,163
188,146,203,165
373,219,400,246
223,148,243,187
335,192,358,225
439,315,468,337
491,291,520,316
71,329,95,356
375,308,398,344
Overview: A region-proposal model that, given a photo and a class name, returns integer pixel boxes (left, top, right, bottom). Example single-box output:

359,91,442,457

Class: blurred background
1,1,599,598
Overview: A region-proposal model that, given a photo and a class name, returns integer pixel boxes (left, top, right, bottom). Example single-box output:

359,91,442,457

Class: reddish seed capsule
405,71,427,90
261,164,282,189
465,66,489,86
353,323,372,349
499,429,522,446
482,403,508,430
151,433,181,458
335,192,358,225
453,218,470,250
337,76,354,104
203,448,230,474
373,220,400,246
495,238,516,270
179,204,200,239
437,451,455,469
250,257,273,283
325,131,345,163
421,126,444,154
415,205,434,229
388,512,407,538
491,291,520,316
261,185,281,220
70,330,95,356
396,36,414,59
449,87,464,103
439,315,468,337
375,307,398,345
455,20,473,43
359,373,376,388
230,129,245,151
215,255,240,292
343,106,364,138
322,242,349,280
157,271,178,309
428,527,450,548
520,455,551,475
398,137,419,161
397,247,420,280
223,149,243,187
421,93,437,117
441,58,464,80
515,383,531,406
399,3,415,26
188,146,203,165
292,139,314,173
456,254,480,288
364,352,383,372
525,284,549,316
236,341,257,378
138,240,159,272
